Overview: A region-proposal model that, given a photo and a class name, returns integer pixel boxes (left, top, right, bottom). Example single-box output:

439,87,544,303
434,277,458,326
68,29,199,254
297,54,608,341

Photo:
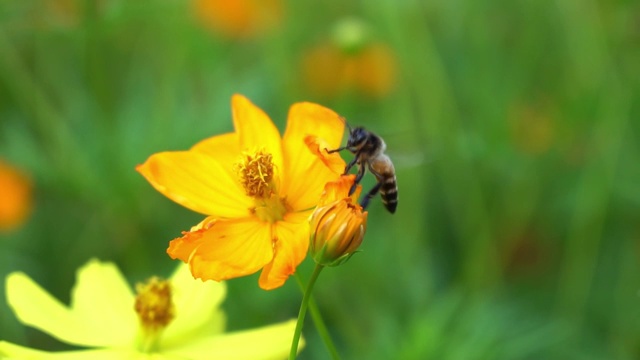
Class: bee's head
347,126,369,151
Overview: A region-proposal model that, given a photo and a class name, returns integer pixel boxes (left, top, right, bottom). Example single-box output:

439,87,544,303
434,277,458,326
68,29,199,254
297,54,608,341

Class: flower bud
309,175,368,266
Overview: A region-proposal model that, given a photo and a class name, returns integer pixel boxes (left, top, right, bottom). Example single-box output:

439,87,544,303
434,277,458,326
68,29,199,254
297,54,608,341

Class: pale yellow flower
0,259,301,359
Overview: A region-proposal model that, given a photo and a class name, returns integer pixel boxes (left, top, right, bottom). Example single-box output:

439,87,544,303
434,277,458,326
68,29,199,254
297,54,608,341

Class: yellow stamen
235,149,291,223
134,277,174,353
235,150,275,198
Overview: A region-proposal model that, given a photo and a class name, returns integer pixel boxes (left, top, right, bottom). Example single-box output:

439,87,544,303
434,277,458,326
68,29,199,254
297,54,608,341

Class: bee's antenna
340,116,353,134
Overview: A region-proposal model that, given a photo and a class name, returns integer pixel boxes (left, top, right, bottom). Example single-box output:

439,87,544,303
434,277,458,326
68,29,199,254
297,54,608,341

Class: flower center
236,150,275,198
134,277,174,353
235,149,289,223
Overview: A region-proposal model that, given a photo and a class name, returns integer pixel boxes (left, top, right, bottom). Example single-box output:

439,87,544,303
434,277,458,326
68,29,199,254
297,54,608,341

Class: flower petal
304,135,346,174
319,174,359,206
0,342,134,360
5,267,131,348
167,217,274,282
258,217,309,290
190,132,240,173
163,319,302,360
231,94,283,172
137,151,251,218
6,273,78,344
161,263,226,348
69,259,137,346
281,102,345,210
284,156,344,212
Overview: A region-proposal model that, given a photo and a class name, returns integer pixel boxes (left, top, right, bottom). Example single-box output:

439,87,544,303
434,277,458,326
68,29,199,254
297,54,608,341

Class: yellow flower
0,260,301,359
309,175,368,267
136,94,345,290
0,159,32,233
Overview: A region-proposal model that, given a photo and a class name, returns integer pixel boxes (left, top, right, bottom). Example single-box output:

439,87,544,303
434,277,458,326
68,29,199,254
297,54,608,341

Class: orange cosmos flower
301,18,397,99
0,159,32,233
137,95,345,290
193,0,283,39
309,175,368,267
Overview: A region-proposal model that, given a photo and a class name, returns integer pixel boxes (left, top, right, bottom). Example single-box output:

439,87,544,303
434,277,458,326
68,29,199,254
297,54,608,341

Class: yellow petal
283,155,343,211
161,263,226,348
231,94,283,172
281,102,345,210
5,273,77,344
69,259,137,346
163,319,302,360
0,342,134,360
258,218,309,290
167,217,274,282
5,266,132,348
190,132,240,172
137,151,251,218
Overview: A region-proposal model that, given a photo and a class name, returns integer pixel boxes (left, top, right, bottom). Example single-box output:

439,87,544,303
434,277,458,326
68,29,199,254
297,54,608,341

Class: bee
327,124,398,214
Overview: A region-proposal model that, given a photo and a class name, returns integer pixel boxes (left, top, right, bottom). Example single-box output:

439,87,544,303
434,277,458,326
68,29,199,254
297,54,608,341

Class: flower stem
295,273,340,360
290,263,324,360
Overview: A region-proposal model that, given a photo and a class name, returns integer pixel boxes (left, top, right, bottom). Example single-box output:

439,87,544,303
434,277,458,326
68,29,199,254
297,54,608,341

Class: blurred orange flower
302,19,397,98
137,95,345,290
45,0,80,27
193,0,283,38
0,160,32,232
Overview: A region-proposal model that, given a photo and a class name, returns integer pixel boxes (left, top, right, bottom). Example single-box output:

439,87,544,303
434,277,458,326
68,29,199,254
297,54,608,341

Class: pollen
134,277,174,332
235,150,275,198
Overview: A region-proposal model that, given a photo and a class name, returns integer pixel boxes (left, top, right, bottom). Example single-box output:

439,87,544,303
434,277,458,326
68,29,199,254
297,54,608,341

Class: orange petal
281,102,346,210
304,135,346,174
231,94,283,172
136,151,251,218
258,217,309,290
191,132,240,172
318,174,359,205
167,217,274,282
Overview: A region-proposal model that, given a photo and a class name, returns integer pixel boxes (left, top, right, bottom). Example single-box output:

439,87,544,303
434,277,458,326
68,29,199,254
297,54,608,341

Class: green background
1,0,639,359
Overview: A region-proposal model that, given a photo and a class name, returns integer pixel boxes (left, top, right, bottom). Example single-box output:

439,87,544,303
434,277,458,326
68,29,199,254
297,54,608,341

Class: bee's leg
345,157,358,174
349,163,365,195
360,182,382,210
325,146,346,154
344,149,364,174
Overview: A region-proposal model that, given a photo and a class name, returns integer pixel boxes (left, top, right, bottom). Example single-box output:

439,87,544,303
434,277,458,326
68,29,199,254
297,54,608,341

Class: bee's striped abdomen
379,175,398,214
370,154,397,214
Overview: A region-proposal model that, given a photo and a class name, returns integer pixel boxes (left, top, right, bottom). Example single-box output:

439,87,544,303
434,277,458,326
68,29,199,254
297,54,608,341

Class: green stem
289,264,324,360
295,273,340,360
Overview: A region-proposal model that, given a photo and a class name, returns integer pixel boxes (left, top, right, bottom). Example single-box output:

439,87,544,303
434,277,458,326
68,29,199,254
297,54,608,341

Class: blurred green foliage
1,0,639,359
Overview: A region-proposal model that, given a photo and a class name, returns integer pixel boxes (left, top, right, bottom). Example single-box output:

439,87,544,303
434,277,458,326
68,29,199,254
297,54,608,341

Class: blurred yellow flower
309,175,368,267
0,260,301,359
137,95,346,290
0,159,32,233
301,18,397,99
192,0,283,38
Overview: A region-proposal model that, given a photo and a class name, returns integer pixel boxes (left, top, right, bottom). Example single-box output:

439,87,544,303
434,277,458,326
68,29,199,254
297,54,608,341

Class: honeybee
327,124,398,214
